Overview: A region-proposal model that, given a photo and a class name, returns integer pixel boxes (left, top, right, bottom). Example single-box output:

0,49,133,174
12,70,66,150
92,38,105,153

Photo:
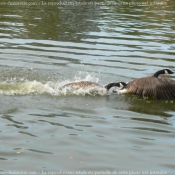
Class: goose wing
158,75,175,85
126,76,175,100
154,78,175,100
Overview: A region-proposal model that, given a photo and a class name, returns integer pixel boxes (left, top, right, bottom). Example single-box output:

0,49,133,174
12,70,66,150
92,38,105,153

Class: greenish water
0,0,175,174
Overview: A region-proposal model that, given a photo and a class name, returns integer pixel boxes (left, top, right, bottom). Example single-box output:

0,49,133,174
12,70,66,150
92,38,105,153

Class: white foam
0,74,107,96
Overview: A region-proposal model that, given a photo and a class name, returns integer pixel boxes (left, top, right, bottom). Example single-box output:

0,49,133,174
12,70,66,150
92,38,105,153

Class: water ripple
0,0,175,172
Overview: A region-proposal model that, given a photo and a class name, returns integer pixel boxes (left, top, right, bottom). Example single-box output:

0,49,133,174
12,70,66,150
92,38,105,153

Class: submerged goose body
63,81,103,89
62,81,107,95
63,81,120,93
109,69,175,100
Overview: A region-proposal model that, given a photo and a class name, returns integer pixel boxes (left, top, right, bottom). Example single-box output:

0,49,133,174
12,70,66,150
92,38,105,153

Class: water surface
0,0,175,174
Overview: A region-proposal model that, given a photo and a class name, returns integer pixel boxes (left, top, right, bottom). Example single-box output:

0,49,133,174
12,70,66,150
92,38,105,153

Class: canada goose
63,81,120,93
63,81,103,89
108,69,175,100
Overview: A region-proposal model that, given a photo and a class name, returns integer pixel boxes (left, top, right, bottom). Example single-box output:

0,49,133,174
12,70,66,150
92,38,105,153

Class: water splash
73,71,100,83
0,74,107,96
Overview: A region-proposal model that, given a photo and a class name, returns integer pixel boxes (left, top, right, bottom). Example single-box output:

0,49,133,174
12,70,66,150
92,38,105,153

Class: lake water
0,0,175,174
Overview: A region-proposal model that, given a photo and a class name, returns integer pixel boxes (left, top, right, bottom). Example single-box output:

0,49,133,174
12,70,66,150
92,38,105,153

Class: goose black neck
105,83,118,90
153,70,165,78
105,83,124,90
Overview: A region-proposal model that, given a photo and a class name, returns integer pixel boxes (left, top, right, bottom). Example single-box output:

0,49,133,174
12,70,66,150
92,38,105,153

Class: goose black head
118,82,127,88
105,82,127,90
154,69,174,77
164,69,174,74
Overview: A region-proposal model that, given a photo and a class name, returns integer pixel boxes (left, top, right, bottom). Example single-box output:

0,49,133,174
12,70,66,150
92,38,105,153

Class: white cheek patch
119,83,124,87
165,70,168,74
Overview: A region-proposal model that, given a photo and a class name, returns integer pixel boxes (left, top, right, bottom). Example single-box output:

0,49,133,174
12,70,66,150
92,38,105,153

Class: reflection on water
0,0,175,173
126,96,175,117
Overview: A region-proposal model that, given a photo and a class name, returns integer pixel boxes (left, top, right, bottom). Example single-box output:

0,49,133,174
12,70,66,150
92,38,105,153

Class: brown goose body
125,77,175,100
158,75,175,85
63,81,123,95
63,81,103,89
118,69,175,100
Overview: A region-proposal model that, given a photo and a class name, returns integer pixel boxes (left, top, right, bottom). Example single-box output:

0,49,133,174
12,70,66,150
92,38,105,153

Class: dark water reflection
0,0,101,41
0,0,175,174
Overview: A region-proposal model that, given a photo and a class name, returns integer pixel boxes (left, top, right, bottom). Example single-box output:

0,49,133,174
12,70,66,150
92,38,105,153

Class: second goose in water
63,81,120,93
63,81,103,89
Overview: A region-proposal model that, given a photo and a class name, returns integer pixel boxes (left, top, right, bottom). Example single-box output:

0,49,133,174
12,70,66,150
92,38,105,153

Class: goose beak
168,70,174,74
